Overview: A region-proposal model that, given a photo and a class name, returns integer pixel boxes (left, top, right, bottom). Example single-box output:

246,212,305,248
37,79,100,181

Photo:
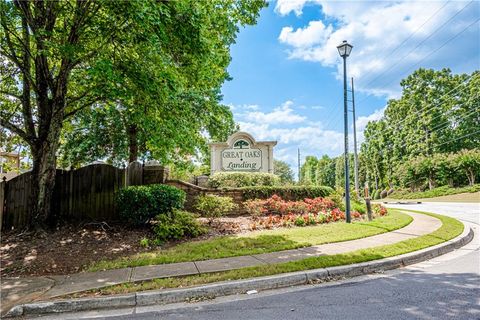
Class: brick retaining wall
165,180,246,215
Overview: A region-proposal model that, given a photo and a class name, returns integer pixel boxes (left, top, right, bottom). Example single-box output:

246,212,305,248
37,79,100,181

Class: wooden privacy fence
0,162,168,230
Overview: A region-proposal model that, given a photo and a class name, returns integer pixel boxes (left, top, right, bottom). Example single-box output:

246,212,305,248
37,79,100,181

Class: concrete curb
5,224,474,317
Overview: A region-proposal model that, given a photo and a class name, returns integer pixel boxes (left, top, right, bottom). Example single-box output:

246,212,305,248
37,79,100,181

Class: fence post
126,161,143,186
0,177,6,231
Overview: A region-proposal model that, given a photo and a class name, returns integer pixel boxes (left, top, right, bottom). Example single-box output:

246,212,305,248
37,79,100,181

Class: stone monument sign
209,132,277,175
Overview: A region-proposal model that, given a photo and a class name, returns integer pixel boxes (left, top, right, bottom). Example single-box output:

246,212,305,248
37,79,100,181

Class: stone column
143,160,169,185
268,144,274,173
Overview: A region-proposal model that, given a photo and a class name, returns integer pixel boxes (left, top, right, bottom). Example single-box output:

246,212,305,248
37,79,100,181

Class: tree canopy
0,0,266,226
300,68,479,194
273,159,294,184
361,68,479,190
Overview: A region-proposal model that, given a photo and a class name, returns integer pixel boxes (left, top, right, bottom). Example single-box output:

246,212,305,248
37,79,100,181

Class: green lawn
383,191,480,203
74,210,463,297
387,184,480,200
88,210,412,272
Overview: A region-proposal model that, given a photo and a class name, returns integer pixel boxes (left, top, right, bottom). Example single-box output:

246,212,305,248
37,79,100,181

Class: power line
395,88,478,134
426,105,479,133
319,97,343,130
395,107,480,150
360,0,474,91
361,90,479,156
361,1,452,86
366,17,480,100
363,127,480,188
328,3,478,152
397,110,478,147
432,129,480,149
363,74,476,141
328,3,470,136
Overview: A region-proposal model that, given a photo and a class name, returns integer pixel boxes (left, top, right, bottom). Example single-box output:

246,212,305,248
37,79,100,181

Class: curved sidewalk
1,210,441,311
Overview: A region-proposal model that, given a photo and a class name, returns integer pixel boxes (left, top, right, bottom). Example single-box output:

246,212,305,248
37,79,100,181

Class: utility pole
297,148,301,183
351,77,359,195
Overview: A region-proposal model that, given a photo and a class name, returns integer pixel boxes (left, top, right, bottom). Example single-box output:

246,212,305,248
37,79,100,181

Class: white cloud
239,120,344,154
275,0,310,16
356,107,385,133
238,119,344,180
277,1,479,98
236,101,344,154
244,104,259,110
230,101,388,179
245,100,306,124
276,0,370,19
354,107,386,146
279,21,332,48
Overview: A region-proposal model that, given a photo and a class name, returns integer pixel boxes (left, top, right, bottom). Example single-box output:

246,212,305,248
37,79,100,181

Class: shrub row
244,195,338,216
116,184,206,242
395,149,480,190
116,184,186,226
244,195,387,230
240,185,334,200
208,172,280,188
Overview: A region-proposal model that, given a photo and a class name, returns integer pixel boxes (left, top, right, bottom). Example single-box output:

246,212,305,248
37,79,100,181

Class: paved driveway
25,203,480,320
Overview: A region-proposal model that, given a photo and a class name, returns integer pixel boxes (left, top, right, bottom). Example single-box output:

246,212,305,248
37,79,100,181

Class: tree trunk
428,175,435,190
467,169,474,186
30,105,64,229
128,124,138,163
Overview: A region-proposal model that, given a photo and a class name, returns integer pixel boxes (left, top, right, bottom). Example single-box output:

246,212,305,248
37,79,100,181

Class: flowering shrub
245,194,384,230
195,194,238,223
372,204,388,217
244,195,336,217
243,199,267,216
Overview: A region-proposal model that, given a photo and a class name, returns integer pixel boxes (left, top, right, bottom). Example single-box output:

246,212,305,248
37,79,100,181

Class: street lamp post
337,40,353,223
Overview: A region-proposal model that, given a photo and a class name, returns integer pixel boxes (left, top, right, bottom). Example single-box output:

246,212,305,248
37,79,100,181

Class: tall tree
334,154,355,191
57,0,266,167
315,155,335,188
0,0,266,227
361,68,479,189
273,159,294,184
299,156,317,185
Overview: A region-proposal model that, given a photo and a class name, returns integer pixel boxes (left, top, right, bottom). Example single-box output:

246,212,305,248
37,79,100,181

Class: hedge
116,184,186,226
208,172,280,188
240,185,334,200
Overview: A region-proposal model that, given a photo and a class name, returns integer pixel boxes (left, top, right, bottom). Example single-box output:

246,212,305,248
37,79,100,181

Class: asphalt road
30,202,480,320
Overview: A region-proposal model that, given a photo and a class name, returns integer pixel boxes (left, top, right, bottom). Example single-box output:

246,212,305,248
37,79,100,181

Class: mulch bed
0,217,255,278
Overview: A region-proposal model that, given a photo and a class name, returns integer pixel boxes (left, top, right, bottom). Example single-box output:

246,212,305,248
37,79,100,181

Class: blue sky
220,0,480,178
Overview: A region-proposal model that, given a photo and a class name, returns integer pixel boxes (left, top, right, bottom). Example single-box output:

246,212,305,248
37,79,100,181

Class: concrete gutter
5,224,474,318
382,201,422,204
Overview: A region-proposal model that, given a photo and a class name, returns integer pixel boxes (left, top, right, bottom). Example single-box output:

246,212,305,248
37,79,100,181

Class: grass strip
74,210,463,297
88,210,411,272
388,184,480,200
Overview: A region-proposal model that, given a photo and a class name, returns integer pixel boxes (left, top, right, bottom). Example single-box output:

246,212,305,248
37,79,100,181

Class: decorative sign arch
209,132,277,175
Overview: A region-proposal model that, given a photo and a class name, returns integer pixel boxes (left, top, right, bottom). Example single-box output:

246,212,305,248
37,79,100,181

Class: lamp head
337,40,353,58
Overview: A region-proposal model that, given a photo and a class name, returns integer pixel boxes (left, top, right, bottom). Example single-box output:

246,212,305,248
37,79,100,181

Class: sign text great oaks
209,132,276,175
